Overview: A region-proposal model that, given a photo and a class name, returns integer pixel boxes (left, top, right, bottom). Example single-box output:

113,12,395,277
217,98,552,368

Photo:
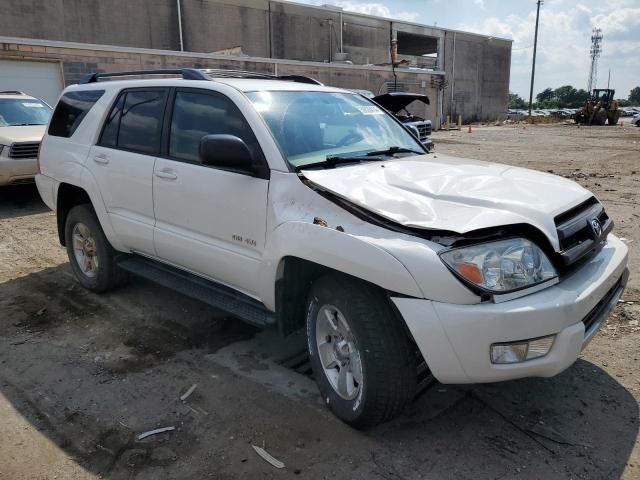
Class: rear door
152,88,269,298
88,88,168,255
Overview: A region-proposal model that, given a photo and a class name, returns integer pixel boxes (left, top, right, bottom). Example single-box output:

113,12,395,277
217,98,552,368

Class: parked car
0,91,52,186
347,90,434,152
633,113,640,126
372,92,433,151
37,69,629,428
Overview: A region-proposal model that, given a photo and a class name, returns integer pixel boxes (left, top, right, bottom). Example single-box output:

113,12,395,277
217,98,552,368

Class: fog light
491,335,555,364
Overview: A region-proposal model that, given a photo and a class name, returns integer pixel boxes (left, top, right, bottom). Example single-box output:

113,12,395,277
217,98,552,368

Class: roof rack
199,69,323,85
80,68,323,86
0,90,27,95
80,68,209,84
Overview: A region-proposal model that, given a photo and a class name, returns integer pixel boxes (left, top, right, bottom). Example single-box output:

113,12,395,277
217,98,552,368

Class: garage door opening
0,60,63,106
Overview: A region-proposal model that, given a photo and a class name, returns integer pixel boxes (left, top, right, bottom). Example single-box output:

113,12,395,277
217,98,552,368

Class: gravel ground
0,123,638,480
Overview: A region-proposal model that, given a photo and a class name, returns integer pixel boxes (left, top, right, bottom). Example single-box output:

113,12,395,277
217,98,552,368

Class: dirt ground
0,123,639,480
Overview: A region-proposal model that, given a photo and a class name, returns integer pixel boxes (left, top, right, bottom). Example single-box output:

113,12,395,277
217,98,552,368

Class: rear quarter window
48,90,105,138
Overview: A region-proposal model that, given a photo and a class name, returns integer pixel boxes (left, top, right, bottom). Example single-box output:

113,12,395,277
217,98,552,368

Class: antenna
587,28,603,93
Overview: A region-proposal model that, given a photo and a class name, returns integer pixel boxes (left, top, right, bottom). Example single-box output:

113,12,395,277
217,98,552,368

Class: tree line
509,86,640,109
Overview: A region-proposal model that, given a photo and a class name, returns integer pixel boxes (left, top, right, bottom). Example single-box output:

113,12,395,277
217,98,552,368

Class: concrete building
0,0,512,123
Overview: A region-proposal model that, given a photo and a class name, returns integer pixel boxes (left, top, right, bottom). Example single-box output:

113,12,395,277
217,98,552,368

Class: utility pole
528,0,542,117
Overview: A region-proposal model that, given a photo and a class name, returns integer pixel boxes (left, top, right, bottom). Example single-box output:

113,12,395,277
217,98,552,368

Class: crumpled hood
302,154,593,251
0,125,46,145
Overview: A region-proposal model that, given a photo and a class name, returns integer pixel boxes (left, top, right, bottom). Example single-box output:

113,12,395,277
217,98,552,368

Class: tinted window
99,94,124,148
169,91,257,163
99,89,166,154
117,90,166,154
48,90,103,137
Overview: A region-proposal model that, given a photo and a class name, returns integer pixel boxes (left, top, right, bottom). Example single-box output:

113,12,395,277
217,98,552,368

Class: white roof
66,76,347,94
0,92,38,100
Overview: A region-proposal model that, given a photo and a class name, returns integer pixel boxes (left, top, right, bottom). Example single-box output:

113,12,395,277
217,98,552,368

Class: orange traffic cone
467,124,472,133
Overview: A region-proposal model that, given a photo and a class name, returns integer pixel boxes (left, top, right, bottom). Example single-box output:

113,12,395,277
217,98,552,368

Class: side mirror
199,134,254,172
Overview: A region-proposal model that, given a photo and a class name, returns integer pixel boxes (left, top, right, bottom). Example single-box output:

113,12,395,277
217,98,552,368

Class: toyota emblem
591,218,602,237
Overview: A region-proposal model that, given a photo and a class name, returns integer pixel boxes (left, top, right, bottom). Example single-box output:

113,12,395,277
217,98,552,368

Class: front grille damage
555,197,612,267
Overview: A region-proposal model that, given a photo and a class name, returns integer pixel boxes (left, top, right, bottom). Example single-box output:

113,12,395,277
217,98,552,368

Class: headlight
0,144,6,156
439,238,557,294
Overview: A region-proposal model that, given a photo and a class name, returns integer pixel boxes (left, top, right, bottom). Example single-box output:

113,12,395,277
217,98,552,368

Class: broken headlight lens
440,238,557,293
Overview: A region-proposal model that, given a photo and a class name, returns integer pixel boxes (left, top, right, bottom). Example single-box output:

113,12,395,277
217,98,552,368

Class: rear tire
65,204,128,293
306,274,416,428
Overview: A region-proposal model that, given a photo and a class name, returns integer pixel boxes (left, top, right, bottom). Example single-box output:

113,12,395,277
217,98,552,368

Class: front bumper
393,235,629,384
0,157,37,186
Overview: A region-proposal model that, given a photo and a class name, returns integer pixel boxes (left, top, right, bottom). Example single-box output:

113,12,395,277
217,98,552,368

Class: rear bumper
393,235,629,384
35,173,58,210
0,157,37,186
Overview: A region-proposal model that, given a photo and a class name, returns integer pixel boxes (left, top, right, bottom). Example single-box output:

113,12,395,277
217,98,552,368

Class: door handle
155,169,178,180
93,154,109,164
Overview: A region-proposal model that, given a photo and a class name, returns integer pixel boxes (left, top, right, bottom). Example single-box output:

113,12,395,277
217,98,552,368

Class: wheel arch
54,169,125,251
264,221,423,336
273,254,420,336
56,183,91,246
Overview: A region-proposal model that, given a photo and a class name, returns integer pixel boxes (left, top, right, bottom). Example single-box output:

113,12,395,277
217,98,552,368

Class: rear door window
48,90,104,137
98,88,168,154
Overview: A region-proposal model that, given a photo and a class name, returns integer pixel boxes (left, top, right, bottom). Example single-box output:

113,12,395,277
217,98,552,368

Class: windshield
246,91,424,169
0,99,52,127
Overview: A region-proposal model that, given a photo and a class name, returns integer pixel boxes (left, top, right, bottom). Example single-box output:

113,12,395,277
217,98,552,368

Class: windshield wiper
296,154,384,171
364,146,425,157
295,146,425,171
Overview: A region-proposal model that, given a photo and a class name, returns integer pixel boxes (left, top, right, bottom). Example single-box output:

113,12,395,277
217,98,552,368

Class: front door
152,88,269,299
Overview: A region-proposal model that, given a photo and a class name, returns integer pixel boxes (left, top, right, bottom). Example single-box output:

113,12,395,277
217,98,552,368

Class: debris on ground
137,426,176,440
252,444,285,469
180,384,198,401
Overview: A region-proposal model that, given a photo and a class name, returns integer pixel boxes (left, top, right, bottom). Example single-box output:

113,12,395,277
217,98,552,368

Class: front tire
65,204,127,293
306,274,416,428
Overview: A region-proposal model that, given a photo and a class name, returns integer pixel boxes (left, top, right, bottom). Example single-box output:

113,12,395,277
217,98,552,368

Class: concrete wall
0,0,180,50
181,0,270,56
442,31,511,122
0,0,511,120
0,38,439,123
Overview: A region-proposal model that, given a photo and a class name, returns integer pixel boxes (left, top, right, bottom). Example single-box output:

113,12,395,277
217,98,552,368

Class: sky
300,0,640,100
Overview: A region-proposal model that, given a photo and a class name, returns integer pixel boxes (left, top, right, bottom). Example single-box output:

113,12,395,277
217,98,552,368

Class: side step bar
117,255,275,327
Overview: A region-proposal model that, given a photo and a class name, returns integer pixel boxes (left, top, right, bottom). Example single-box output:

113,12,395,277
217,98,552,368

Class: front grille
555,197,612,267
9,142,40,159
404,121,432,142
413,121,432,141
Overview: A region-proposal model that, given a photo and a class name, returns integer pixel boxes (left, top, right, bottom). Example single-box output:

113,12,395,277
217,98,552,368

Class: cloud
310,1,420,22
591,7,640,35
458,0,639,98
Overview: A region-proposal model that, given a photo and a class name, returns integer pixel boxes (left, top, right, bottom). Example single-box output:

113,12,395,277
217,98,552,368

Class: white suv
36,69,629,427
0,91,52,186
